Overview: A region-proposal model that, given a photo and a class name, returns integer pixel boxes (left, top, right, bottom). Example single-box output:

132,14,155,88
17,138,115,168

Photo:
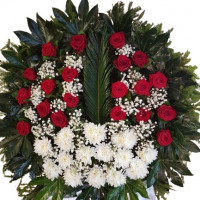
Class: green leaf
35,181,57,200
1,50,26,68
27,17,44,42
184,132,200,140
0,119,17,137
66,0,78,21
13,156,31,180
53,8,78,34
21,136,33,159
83,5,98,31
53,8,69,24
83,30,112,124
121,9,135,32
0,134,19,148
52,178,64,200
147,160,161,187
76,186,94,200
29,177,52,186
172,163,193,176
125,184,139,200
37,14,53,43
14,31,42,46
128,180,149,198
184,140,200,152
78,0,89,19
106,186,123,200
170,170,183,187
5,137,23,160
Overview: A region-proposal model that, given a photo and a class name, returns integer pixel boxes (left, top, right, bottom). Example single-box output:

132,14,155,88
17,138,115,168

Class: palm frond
83,30,112,124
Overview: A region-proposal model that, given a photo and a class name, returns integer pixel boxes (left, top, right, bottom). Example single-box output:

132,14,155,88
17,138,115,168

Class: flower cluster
14,32,177,189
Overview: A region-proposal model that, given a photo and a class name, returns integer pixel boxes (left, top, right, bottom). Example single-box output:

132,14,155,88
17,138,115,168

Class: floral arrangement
0,0,200,200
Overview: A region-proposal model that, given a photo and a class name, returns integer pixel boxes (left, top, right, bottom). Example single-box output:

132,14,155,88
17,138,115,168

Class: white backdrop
0,0,200,199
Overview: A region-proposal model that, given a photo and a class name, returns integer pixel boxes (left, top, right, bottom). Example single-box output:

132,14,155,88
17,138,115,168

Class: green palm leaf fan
83,29,113,124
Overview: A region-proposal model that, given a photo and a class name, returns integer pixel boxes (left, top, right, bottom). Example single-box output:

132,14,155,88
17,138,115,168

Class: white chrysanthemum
55,127,74,152
106,168,126,187
43,159,62,181
76,146,94,165
114,149,133,168
86,167,106,188
112,129,138,149
123,129,138,149
57,151,73,169
64,167,82,187
31,125,43,137
34,137,52,157
126,158,148,180
96,144,113,162
83,123,106,145
137,147,158,164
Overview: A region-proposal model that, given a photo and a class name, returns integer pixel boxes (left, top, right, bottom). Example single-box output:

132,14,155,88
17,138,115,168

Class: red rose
113,55,131,72
16,87,31,105
41,79,56,96
50,110,68,128
109,32,125,48
134,79,151,96
62,67,78,82
132,51,148,68
157,129,173,146
111,81,128,98
157,105,177,121
70,34,87,54
63,93,79,108
136,108,151,122
36,99,51,118
149,71,168,88
16,121,30,136
23,68,37,81
41,42,57,57
110,106,126,121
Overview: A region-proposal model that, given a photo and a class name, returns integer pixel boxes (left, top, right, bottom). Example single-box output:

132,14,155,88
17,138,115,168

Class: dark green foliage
78,0,89,19
27,18,44,42
107,2,144,33
147,160,161,187
1,50,26,68
14,31,42,46
106,180,148,200
53,8,78,34
66,0,78,21
83,30,112,124
53,0,98,34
